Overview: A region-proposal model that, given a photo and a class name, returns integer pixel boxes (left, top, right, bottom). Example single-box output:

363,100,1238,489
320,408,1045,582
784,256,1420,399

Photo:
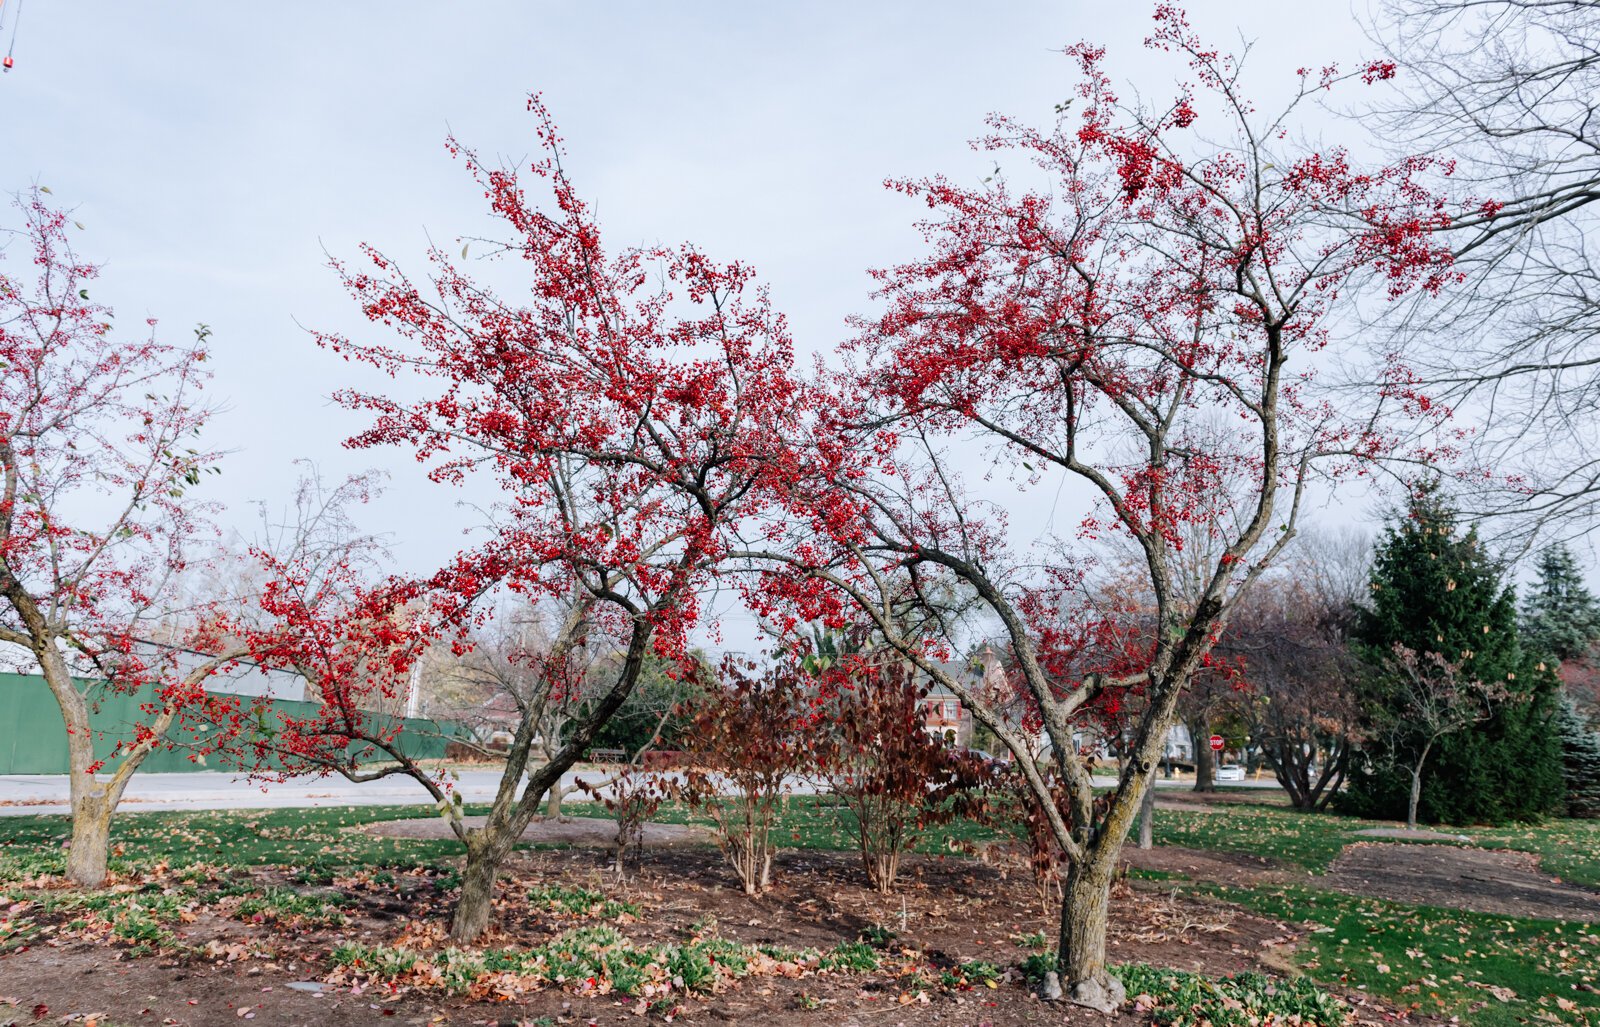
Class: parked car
1215,764,1246,782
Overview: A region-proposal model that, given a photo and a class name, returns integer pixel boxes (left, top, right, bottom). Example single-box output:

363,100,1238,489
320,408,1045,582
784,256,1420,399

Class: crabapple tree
752,8,1457,1009
254,99,804,942
0,190,240,887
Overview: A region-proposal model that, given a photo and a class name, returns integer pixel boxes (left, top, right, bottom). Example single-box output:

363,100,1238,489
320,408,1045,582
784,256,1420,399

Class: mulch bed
0,844,1349,1026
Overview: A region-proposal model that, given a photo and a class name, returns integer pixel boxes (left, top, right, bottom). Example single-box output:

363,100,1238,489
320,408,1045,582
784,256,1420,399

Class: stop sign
1209,734,1224,752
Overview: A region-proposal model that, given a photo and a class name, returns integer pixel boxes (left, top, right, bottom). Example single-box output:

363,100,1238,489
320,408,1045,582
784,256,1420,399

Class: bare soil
1352,828,1470,842
0,845,1364,1027
1120,844,1301,888
1323,843,1600,923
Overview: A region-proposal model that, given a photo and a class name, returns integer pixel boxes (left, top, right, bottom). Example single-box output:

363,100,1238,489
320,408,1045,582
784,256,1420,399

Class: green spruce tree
1522,544,1600,663
1343,488,1564,824
1521,543,1600,817
1556,694,1600,819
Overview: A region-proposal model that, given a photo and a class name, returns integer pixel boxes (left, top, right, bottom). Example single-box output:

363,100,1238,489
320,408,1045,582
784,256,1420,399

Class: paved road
0,769,1283,816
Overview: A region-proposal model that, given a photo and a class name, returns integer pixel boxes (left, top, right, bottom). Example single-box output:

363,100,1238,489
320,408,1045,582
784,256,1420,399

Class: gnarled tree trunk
1054,858,1126,1012
66,790,113,887
48,654,130,888
451,830,515,943
444,621,657,943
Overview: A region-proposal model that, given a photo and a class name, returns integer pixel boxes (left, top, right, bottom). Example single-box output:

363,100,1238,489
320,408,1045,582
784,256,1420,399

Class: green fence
0,672,455,775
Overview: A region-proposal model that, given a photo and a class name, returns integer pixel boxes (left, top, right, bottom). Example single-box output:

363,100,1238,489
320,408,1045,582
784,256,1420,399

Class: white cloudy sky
4,2,1402,648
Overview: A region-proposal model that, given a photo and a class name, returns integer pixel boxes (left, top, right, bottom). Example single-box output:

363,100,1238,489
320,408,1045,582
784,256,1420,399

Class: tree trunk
1264,740,1310,809
1191,716,1216,792
450,836,509,943
1407,739,1434,831
56,671,119,889
66,791,112,887
1313,745,1348,813
546,782,564,819
1053,858,1127,1012
447,617,656,941
1137,779,1155,850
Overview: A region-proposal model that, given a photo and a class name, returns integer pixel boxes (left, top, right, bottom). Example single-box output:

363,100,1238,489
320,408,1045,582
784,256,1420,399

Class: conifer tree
1522,545,1600,664
1556,694,1600,819
1344,487,1563,824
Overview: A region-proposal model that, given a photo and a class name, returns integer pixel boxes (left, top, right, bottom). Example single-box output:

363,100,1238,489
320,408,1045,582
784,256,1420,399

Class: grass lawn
1151,798,1600,886
1468,818,1600,890
0,793,1001,881
1152,803,1367,871
1147,799,1600,1025
0,804,467,879
2,794,1597,1024
1210,882,1600,1027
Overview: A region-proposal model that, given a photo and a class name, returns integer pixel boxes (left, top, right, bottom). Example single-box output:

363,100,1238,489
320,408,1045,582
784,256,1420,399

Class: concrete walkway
0,769,630,816
0,769,1281,816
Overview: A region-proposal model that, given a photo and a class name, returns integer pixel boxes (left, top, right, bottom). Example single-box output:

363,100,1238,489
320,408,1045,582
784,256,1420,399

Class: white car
1215,764,1246,782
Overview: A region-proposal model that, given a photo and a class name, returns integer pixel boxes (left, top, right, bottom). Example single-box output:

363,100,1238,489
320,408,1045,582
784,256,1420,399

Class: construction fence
0,672,455,775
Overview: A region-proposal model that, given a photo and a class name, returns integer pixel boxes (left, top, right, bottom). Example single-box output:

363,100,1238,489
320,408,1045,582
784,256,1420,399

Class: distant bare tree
1366,0,1600,543
1224,591,1359,810
423,599,609,817
1226,530,1370,810
425,599,692,819
1380,644,1509,830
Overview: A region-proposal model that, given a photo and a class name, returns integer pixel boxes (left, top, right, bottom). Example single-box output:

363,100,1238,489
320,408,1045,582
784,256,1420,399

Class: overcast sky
4,2,1403,650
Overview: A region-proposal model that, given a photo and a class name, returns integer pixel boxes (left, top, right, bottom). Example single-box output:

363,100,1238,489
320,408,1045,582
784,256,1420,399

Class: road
0,769,1284,816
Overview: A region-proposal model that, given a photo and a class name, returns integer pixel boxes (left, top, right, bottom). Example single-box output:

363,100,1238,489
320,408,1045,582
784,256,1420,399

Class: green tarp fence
0,672,456,775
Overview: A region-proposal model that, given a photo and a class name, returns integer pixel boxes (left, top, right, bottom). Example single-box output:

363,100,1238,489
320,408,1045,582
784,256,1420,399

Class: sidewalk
0,768,1276,817
0,768,814,816
0,769,572,816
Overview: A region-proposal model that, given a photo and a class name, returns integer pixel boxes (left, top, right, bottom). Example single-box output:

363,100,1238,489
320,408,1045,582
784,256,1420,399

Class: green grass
1210,882,1600,1027
1150,803,1369,872
1149,799,1600,887
0,794,1001,882
1,791,1584,885
0,804,468,876
631,794,1004,854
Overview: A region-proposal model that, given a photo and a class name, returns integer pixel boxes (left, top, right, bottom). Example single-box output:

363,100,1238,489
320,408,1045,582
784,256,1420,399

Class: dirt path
1121,844,1303,887
1323,843,1600,922
362,814,715,848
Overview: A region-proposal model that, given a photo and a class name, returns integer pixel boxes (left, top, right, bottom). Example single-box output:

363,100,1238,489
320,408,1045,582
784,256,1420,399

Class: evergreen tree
1522,545,1600,663
1556,694,1600,819
1342,488,1564,824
